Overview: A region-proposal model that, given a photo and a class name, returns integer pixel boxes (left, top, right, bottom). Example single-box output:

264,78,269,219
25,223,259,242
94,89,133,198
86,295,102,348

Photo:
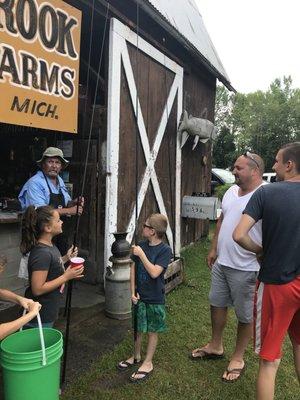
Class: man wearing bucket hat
18,147,84,253
19,147,83,215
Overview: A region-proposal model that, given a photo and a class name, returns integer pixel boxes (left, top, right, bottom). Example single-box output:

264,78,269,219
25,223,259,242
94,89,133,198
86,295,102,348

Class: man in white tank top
190,152,266,383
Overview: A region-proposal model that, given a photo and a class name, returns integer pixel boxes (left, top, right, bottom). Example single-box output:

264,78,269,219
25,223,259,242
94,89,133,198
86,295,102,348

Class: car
263,172,276,183
211,168,235,194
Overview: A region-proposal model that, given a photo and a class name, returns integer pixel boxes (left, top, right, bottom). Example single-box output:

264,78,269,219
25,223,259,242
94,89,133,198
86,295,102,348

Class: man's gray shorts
209,262,257,324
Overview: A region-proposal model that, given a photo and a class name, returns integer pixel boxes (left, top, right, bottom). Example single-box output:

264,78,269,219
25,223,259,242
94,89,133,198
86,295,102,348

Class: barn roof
141,0,234,91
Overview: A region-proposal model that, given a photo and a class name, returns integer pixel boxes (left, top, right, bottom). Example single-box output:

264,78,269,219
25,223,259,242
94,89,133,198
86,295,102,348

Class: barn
0,0,232,296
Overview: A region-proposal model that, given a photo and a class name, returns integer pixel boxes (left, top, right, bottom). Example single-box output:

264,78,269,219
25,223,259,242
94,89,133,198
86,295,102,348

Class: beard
47,170,59,177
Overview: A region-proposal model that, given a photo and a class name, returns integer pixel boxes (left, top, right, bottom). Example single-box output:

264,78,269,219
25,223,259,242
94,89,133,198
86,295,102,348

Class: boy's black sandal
116,359,141,371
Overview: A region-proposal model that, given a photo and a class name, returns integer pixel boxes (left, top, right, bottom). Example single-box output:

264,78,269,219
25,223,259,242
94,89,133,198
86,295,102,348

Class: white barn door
105,18,183,276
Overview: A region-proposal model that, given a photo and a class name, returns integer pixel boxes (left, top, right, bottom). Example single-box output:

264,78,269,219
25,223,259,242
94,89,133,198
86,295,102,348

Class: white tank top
217,183,266,271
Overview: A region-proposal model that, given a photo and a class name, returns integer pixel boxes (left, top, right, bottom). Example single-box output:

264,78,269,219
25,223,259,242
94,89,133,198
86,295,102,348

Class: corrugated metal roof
143,0,233,90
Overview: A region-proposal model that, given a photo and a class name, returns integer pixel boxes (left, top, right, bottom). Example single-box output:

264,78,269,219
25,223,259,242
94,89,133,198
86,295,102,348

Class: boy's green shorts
132,301,166,333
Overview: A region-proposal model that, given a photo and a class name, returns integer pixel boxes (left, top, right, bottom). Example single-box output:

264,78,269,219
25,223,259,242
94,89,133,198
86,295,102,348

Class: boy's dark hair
147,213,168,239
20,205,54,255
280,142,300,173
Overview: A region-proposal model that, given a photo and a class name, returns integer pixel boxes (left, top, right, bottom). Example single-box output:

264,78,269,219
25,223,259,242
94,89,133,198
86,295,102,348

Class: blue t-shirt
131,240,172,304
18,171,71,210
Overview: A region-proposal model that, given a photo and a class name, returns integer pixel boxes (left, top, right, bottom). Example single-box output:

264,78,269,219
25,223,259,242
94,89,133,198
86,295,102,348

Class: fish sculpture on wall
179,110,218,150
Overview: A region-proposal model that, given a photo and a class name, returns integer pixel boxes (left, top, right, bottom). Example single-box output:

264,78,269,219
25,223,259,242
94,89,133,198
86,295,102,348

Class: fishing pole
61,0,110,385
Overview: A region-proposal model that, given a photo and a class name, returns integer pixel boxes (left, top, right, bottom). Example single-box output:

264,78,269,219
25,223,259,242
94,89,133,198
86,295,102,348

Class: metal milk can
105,232,132,320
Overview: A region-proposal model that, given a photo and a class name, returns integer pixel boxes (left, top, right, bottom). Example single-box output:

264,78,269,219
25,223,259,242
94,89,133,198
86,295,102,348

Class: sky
194,0,300,93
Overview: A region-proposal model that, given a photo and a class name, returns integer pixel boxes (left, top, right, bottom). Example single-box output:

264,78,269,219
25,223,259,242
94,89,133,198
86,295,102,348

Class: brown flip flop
222,365,246,383
189,348,224,361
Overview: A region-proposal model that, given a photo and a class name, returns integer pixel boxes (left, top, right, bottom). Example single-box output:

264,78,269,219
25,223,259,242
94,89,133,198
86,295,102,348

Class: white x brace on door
104,18,183,275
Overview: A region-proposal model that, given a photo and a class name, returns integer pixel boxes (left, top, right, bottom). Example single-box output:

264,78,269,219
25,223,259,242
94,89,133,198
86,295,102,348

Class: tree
213,85,236,167
214,84,234,130
214,76,300,171
212,126,236,168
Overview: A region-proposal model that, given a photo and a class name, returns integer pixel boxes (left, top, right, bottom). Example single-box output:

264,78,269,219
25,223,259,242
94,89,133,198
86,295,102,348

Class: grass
62,233,298,400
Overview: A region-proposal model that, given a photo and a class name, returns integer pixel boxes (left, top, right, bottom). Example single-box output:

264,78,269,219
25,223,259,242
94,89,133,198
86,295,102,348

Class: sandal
222,365,246,383
129,369,153,383
116,358,141,371
190,348,224,360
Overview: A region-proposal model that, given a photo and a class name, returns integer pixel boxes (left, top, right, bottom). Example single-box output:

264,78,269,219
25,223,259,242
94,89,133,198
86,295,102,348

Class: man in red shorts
233,142,300,399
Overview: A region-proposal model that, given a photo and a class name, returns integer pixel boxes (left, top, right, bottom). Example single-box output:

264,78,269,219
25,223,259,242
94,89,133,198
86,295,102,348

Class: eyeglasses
143,223,154,229
244,151,260,169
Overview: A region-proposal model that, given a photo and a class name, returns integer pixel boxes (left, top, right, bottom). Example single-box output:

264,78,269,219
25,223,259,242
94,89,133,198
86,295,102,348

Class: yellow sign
0,0,81,133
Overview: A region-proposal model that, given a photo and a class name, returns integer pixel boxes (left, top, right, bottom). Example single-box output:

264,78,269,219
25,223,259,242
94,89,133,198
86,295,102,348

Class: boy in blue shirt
117,213,172,382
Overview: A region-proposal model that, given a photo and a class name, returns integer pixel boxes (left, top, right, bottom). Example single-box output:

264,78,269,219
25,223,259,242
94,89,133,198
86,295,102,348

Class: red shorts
254,276,300,361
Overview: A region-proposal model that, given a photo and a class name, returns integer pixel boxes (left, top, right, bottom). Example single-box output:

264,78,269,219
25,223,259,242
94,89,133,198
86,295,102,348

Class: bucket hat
37,147,69,167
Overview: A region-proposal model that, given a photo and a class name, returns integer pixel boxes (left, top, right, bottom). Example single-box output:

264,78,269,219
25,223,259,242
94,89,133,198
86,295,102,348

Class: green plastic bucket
0,325,63,400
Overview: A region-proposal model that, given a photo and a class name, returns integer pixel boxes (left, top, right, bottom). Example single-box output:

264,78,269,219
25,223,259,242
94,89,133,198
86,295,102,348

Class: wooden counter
0,211,22,224
0,213,26,296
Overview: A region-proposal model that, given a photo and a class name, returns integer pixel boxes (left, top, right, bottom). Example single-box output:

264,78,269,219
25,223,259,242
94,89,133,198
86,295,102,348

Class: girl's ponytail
20,205,54,254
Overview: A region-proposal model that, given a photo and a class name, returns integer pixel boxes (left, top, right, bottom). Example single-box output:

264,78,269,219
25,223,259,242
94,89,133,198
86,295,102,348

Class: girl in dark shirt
20,205,84,327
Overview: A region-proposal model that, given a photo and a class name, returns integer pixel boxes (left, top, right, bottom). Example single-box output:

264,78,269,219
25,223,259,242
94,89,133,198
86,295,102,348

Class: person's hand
73,197,85,207
207,249,217,269
64,265,84,281
66,245,78,260
18,297,35,310
68,205,83,216
131,245,144,258
256,249,264,265
131,292,140,305
78,196,84,207
27,301,42,316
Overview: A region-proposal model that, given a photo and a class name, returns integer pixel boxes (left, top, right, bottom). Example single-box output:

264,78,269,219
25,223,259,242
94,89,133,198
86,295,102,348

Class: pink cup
70,257,85,268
